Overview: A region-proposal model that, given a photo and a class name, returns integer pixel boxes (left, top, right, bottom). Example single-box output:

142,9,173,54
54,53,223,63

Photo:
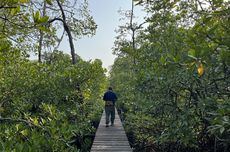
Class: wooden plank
91,108,132,152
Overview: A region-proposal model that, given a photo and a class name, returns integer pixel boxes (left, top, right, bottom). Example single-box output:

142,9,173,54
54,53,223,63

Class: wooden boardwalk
91,108,132,152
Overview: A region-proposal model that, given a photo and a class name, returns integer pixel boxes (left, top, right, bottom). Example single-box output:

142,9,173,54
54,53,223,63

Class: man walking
103,87,117,127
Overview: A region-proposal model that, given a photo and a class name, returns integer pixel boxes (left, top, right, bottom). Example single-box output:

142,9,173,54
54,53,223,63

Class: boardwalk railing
91,108,132,152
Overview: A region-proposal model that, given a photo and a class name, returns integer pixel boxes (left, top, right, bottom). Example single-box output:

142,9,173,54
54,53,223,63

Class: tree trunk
56,0,76,64
38,30,43,63
38,1,47,63
64,23,76,64
130,0,136,65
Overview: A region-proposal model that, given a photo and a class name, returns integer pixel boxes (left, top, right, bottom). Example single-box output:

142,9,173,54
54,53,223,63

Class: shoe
111,123,114,126
106,124,109,127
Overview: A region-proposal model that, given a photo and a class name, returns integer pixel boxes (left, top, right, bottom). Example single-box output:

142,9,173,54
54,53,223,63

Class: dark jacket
103,90,117,104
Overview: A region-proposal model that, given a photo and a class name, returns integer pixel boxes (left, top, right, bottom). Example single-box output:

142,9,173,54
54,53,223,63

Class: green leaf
11,6,21,16
39,16,49,23
220,127,225,134
20,129,28,136
188,49,197,60
15,124,20,131
19,0,29,3
33,118,39,125
33,11,40,23
35,11,40,20
160,56,166,64
46,0,53,5
188,55,197,60
223,116,229,122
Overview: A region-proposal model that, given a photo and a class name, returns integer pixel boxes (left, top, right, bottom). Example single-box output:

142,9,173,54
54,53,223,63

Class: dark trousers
105,105,115,125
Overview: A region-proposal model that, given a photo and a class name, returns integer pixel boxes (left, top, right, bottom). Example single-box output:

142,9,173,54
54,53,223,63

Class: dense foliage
110,0,229,151
0,46,107,151
0,0,107,151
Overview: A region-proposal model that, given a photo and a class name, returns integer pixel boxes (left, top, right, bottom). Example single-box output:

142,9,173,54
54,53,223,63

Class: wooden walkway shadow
91,108,132,152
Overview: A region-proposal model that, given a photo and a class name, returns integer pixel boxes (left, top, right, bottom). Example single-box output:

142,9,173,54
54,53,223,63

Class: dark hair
108,87,112,90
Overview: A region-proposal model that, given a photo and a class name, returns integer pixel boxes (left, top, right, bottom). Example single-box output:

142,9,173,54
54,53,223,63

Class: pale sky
59,0,145,70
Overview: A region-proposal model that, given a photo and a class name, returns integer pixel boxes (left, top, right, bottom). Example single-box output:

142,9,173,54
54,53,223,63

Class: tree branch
0,6,17,9
54,29,65,51
0,117,41,129
56,0,76,64
48,17,64,24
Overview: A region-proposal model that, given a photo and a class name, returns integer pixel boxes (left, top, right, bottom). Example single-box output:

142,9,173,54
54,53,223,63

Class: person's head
108,87,113,90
